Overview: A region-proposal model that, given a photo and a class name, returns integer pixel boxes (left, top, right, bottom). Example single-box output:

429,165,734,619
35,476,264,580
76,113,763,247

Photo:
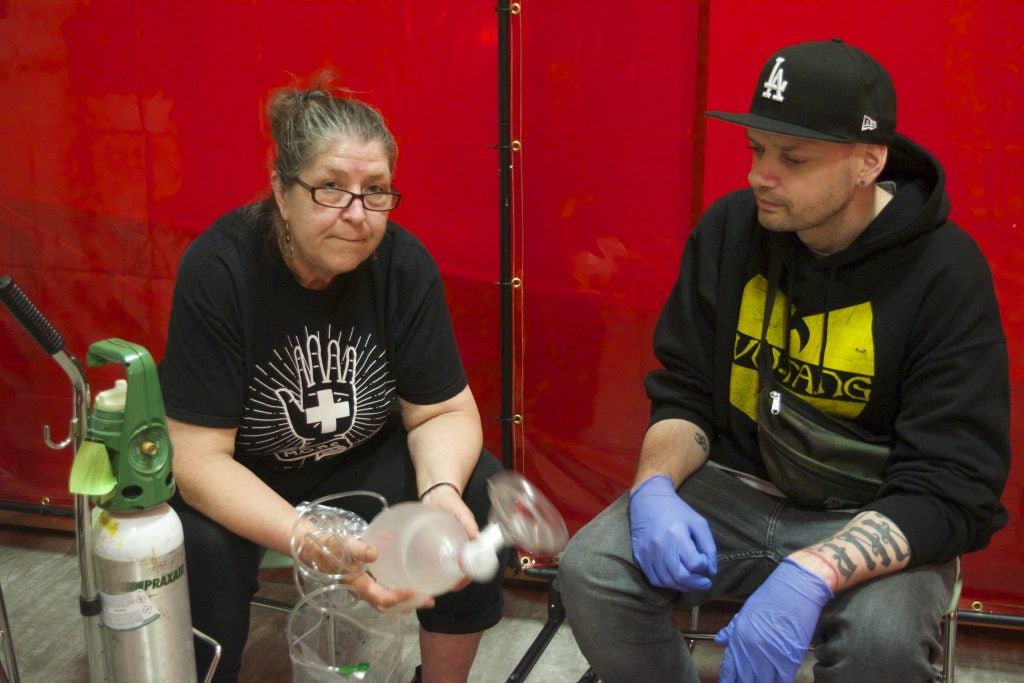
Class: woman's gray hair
268,72,398,182
247,72,398,248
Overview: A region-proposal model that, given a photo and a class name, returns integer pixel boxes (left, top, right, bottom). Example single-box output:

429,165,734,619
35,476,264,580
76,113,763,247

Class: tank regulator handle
0,275,65,355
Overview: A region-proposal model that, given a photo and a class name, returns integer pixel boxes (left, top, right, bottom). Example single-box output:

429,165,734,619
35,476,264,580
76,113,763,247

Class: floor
1,514,1022,682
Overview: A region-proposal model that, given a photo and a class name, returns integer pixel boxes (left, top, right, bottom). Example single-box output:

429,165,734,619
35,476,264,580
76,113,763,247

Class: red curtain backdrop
0,0,501,505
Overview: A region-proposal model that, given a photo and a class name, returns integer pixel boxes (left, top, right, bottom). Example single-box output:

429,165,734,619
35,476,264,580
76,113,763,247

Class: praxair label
121,564,185,593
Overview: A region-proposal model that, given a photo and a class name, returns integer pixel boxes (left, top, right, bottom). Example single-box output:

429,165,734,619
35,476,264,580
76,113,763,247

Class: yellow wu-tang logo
731,274,875,421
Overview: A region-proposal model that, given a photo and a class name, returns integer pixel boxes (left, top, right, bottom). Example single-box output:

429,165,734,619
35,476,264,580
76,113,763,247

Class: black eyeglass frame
292,177,401,211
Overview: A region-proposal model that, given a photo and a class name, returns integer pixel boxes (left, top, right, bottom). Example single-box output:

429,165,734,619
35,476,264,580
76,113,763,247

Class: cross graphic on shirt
305,388,351,434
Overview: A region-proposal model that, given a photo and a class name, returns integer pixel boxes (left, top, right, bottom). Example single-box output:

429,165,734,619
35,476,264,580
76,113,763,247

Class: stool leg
686,606,701,653
0,582,20,683
938,608,957,683
506,582,566,682
938,556,962,683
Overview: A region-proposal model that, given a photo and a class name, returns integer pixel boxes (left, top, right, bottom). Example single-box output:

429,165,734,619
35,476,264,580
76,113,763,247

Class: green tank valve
86,338,176,512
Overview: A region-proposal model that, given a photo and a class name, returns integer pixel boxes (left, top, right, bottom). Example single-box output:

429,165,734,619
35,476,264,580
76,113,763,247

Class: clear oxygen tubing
0,276,108,683
290,472,569,600
291,491,389,597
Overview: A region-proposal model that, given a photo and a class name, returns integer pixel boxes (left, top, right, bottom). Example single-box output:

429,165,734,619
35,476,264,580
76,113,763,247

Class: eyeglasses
293,178,401,211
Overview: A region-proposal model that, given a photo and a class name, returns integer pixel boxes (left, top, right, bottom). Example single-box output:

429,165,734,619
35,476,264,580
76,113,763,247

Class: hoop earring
280,221,294,259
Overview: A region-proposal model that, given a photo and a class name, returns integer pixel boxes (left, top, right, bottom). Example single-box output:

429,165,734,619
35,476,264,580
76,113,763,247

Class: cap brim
705,110,854,143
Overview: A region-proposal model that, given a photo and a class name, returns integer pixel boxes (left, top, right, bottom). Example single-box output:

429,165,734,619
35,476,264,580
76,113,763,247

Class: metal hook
43,417,77,450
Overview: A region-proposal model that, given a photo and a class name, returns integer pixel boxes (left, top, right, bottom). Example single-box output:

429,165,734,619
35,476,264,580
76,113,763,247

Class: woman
159,74,505,682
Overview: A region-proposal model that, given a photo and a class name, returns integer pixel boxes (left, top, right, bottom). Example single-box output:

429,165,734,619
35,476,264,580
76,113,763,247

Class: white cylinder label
99,589,161,631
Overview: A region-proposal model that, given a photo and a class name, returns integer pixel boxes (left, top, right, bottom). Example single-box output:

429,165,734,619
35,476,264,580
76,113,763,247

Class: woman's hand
417,485,477,592
401,385,485,595
293,522,378,579
348,568,435,612
419,483,480,540
293,521,438,611
402,386,482,536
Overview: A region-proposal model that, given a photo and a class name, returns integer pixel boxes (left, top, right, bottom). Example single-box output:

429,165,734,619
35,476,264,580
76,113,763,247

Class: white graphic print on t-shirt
237,326,395,466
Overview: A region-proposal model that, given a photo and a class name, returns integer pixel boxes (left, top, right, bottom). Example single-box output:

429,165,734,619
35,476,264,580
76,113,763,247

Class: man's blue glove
714,558,833,683
629,475,717,592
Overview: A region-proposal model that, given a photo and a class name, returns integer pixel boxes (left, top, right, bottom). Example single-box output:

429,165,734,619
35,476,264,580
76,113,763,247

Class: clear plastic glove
629,475,717,591
714,558,833,683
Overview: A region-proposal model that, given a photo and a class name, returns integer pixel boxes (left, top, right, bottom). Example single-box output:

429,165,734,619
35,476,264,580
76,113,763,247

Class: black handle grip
0,275,65,355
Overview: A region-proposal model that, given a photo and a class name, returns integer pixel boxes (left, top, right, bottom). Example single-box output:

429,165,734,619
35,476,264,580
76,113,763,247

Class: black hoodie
646,134,1010,567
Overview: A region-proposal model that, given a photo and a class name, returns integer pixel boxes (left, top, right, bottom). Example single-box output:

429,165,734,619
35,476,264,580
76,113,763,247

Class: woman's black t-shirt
159,207,467,472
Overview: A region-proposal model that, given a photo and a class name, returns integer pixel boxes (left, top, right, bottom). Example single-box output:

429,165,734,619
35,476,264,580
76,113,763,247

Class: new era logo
862,116,878,132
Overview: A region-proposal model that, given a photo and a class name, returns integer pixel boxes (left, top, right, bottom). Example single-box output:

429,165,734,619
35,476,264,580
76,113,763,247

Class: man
557,39,1009,682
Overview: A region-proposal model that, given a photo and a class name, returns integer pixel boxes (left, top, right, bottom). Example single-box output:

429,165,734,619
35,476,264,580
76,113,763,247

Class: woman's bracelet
418,481,461,501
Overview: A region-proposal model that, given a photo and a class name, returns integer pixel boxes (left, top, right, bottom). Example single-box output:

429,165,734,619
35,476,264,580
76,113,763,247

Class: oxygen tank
85,340,197,682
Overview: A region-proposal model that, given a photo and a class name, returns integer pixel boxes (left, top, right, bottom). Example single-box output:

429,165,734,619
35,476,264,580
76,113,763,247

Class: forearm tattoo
694,432,708,452
813,512,910,584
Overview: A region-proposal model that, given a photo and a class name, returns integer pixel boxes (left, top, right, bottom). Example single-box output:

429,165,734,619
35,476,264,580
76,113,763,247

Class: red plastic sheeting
0,1,502,502
1,1,1021,617
509,1,1023,617
510,0,704,531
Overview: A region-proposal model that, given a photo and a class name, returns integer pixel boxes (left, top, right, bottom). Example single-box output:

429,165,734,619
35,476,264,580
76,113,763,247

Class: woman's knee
172,499,262,679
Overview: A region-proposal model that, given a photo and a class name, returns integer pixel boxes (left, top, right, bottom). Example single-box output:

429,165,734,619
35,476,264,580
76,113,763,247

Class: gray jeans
556,465,956,682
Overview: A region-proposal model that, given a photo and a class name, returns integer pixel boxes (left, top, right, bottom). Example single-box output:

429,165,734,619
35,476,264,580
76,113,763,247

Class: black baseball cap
706,39,896,144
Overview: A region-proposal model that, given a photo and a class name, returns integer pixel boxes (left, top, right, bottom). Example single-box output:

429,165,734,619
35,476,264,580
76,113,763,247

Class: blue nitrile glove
714,558,833,683
629,474,717,592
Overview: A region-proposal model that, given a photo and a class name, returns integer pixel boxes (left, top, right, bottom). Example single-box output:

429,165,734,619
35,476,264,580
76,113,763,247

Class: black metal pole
497,1,514,470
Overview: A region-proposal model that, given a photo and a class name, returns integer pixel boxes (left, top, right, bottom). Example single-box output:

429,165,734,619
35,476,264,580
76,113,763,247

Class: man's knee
813,566,951,681
555,531,588,594
814,618,940,681
556,507,626,604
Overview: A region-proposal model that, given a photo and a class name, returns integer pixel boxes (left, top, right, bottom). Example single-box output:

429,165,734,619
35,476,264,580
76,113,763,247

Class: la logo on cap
705,39,896,144
762,57,787,102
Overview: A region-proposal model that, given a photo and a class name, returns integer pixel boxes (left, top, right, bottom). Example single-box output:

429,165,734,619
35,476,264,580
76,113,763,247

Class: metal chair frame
1,582,21,683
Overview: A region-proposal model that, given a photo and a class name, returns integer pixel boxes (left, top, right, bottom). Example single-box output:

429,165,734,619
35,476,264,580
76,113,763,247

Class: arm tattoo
819,541,857,581
693,433,708,452
813,513,910,585
863,518,910,562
